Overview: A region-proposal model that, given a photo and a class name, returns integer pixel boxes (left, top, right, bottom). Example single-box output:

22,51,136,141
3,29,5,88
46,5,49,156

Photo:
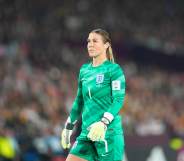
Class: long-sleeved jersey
69,60,126,138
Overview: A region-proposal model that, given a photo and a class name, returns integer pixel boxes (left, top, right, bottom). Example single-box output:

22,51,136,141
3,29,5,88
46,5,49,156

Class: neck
92,54,107,67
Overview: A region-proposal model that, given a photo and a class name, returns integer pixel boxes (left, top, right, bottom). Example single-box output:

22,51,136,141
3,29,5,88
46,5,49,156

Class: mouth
88,49,95,52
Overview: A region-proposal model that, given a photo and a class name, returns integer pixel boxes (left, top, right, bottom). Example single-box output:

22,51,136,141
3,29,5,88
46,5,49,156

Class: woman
61,28,126,161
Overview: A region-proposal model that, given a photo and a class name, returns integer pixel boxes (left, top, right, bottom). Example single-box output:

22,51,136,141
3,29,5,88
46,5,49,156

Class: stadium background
0,0,184,161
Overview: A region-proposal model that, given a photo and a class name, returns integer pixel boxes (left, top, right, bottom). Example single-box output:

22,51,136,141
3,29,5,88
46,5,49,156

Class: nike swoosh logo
101,153,108,157
81,78,86,81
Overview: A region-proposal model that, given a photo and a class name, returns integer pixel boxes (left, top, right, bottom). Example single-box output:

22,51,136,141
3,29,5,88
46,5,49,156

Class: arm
68,71,83,124
61,69,84,149
102,64,126,124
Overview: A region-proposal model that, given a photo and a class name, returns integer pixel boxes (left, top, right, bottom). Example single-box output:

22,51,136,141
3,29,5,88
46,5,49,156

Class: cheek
95,44,104,51
98,46,106,53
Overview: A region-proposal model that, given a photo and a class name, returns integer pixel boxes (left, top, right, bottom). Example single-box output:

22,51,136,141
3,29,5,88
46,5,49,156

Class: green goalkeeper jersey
69,60,126,138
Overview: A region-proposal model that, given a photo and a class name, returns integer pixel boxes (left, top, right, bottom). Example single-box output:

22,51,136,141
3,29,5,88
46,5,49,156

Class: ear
104,42,110,49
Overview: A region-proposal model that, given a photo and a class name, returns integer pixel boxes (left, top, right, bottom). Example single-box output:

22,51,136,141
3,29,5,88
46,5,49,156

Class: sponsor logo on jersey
96,74,104,84
112,80,121,90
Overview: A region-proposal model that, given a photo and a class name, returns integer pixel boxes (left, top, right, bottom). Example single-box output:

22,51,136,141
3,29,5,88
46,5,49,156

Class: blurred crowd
0,0,184,160
0,0,184,55
123,62,184,137
0,41,184,161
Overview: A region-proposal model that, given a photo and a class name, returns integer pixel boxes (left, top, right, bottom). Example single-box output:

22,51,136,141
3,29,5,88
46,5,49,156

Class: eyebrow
87,38,98,42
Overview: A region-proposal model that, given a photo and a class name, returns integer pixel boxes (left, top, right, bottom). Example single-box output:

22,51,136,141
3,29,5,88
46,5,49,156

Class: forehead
88,32,103,40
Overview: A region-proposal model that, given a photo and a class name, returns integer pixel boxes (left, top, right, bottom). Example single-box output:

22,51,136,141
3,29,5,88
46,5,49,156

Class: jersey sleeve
107,64,126,117
69,68,84,124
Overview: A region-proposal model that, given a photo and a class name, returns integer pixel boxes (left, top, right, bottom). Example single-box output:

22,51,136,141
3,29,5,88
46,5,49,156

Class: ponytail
107,46,114,63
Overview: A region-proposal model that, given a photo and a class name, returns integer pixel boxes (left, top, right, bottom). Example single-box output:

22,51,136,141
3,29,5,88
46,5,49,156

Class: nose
88,41,94,47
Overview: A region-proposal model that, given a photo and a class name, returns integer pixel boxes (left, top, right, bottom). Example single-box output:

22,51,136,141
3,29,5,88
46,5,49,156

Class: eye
87,39,98,43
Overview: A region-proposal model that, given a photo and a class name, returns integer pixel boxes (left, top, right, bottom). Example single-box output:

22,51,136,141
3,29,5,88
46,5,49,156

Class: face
87,32,108,58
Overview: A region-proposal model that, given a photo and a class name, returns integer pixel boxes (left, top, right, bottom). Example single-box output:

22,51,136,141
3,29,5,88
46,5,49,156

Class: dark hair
90,28,114,63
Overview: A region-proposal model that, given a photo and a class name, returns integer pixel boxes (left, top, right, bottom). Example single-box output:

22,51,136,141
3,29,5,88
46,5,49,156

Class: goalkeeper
61,28,126,161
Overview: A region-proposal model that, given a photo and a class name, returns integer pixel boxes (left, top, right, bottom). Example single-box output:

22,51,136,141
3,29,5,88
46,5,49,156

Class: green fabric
69,60,126,137
70,140,96,161
70,134,125,161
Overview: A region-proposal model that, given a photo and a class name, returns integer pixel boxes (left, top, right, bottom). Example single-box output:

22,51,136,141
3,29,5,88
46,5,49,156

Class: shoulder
108,62,123,72
108,62,125,79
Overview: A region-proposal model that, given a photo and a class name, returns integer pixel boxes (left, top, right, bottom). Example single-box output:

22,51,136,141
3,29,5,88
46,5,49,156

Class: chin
88,52,97,58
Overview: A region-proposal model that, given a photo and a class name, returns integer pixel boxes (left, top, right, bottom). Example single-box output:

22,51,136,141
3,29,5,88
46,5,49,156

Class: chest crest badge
96,74,104,84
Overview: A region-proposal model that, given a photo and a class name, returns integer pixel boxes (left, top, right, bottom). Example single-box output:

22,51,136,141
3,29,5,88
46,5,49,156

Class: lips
88,49,95,52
